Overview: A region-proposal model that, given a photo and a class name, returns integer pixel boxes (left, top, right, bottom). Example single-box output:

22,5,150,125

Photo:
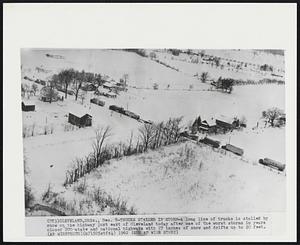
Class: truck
124,110,140,120
109,105,125,114
199,137,220,148
258,158,285,171
90,98,105,107
221,144,244,156
179,131,198,141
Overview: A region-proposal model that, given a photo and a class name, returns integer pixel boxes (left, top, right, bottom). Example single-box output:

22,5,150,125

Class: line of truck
180,132,285,172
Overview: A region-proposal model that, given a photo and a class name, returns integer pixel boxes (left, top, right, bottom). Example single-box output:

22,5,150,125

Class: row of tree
41,69,129,103
64,117,184,186
51,69,106,100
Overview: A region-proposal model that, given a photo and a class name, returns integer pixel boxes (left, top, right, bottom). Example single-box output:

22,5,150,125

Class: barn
22,102,35,112
68,108,92,128
215,115,239,131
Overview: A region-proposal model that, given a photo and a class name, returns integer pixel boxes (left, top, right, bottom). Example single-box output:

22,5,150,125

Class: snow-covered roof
69,106,91,117
102,82,113,88
22,101,35,106
215,114,235,124
107,92,117,96
202,117,215,126
97,87,110,93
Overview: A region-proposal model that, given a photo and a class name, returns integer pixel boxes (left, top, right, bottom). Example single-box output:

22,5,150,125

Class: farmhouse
199,118,217,134
215,115,239,131
68,108,92,128
22,101,35,112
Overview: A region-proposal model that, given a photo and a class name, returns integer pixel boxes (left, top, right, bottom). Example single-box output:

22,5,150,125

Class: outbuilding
68,108,92,128
22,101,35,112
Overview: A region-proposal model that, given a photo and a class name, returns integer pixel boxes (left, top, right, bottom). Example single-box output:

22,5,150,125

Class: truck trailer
221,144,244,156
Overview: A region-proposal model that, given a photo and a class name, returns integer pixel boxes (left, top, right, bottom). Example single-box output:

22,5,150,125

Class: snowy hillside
31,141,285,216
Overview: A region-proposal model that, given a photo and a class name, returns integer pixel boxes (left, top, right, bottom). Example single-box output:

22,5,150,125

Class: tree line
64,117,184,186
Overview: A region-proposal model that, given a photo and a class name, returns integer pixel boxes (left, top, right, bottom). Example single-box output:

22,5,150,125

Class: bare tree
153,83,159,90
78,90,87,105
138,124,155,152
149,51,157,59
92,126,112,167
262,107,285,127
200,72,209,83
21,83,31,98
31,83,38,96
73,70,86,101
152,121,165,149
122,74,129,87
126,131,134,155
58,68,75,98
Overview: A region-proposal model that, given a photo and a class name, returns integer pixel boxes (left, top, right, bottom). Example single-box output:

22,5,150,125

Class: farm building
81,83,96,91
68,108,92,128
95,87,117,98
102,82,114,90
215,115,239,131
95,87,110,95
199,118,218,134
22,102,35,112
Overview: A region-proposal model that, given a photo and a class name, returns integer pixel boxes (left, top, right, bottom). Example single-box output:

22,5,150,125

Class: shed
68,108,92,128
22,102,35,112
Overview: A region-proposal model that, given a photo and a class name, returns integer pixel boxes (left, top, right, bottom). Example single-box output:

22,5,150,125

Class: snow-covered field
41,141,286,215
22,49,286,215
147,49,285,81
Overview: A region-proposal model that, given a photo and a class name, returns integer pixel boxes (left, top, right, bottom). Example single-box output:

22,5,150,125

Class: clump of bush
44,186,137,216
172,143,196,169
